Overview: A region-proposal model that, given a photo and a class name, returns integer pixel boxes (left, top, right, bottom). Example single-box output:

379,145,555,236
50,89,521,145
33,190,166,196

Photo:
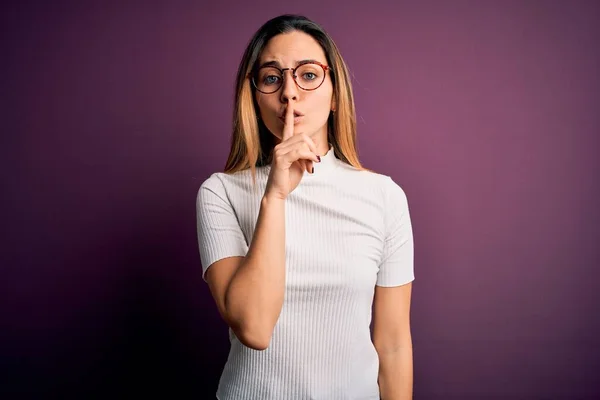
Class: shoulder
197,172,229,201
197,167,268,206
337,162,408,202
198,167,266,192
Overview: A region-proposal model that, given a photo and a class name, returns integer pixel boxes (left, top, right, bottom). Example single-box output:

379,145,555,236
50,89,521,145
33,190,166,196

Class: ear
331,94,337,112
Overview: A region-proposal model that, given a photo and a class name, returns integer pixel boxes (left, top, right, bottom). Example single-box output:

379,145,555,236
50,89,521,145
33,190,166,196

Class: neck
309,128,329,155
313,132,330,156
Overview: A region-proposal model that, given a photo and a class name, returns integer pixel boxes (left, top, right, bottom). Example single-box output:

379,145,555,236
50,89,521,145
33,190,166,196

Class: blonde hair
224,15,368,183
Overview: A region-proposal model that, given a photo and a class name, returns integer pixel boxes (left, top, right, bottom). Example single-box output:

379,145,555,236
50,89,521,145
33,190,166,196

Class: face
254,31,335,147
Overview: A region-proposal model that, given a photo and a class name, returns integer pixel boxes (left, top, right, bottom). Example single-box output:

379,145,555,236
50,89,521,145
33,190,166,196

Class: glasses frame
248,60,330,94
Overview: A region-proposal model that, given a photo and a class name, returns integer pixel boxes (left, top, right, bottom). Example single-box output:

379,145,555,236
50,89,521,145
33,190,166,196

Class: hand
264,102,320,201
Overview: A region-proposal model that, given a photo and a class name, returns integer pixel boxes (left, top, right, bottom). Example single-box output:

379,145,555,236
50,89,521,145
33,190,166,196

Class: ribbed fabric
196,145,414,400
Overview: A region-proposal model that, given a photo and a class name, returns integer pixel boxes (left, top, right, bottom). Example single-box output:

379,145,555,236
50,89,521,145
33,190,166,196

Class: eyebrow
258,59,321,68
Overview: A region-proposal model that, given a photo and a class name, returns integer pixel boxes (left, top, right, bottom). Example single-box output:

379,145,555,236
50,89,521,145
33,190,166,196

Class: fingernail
312,167,315,174
317,155,321,162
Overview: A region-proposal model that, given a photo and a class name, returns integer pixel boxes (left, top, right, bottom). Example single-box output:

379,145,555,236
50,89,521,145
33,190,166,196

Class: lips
278,115,303,124
278,109,304,118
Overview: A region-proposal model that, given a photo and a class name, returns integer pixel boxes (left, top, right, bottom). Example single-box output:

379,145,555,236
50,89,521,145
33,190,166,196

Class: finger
306,159,314,174
301,135,318,157
282,147,321,166
282,102,295,141
278,133,318,156
281,131,310,172
279,139,318,173
288,140,319,173
293,159,308,175
299,159,307,174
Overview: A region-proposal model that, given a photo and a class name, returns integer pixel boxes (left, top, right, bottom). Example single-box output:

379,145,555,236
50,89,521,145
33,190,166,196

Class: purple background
2,1,599,398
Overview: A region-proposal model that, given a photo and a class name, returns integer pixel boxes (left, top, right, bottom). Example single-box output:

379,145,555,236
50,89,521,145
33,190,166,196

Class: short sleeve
196,174,249,281
376,177,415,287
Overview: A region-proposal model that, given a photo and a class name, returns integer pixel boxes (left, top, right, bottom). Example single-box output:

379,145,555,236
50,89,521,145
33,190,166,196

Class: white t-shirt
196,145,415,400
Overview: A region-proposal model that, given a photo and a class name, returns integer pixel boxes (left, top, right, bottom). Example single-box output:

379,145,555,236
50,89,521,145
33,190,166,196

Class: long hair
224,14,366,181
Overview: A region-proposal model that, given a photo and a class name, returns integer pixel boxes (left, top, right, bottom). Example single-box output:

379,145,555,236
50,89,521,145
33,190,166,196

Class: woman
196,14,414,400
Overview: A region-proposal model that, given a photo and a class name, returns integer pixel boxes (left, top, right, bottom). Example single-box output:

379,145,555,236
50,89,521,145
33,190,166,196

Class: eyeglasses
249,61,330,94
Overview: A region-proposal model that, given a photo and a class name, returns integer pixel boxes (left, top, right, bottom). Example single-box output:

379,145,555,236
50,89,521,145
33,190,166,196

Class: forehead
259,31,327,65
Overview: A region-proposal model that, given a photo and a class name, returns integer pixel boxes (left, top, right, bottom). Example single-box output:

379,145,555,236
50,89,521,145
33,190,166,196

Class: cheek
309,91,334,119
255,95,265,115
256,95,278,118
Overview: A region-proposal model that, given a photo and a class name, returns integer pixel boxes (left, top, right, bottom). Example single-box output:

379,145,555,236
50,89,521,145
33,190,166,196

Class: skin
256,30,334,152
256,30,334,198
205,32,325,354
206,29,413,399
373,282,414,399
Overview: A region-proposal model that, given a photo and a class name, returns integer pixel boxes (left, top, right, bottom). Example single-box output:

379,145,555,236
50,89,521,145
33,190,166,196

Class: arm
205,194,286,351
374,177,415,398
199,104,318,351
373,282,413,400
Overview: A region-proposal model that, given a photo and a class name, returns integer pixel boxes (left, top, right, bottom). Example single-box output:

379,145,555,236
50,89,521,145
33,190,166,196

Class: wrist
262,193,286,206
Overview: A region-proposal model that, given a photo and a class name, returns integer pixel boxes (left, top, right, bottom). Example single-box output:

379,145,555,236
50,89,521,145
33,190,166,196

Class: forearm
224,195,286,346
377,344,413,400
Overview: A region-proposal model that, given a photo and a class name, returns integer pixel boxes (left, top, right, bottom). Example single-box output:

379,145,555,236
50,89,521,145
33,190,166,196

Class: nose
280,69,298,103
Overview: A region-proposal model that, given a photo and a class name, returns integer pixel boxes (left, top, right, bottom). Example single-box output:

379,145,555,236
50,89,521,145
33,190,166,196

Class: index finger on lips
282,102,294,141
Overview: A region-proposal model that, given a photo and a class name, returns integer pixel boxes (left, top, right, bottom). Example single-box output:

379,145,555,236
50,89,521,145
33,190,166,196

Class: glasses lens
295,63,325,90
254,67,283,93
253,63,326,93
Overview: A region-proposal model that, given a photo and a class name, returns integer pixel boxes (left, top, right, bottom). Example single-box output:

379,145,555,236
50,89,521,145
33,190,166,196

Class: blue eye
264,75,280,85
303,72,317,80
